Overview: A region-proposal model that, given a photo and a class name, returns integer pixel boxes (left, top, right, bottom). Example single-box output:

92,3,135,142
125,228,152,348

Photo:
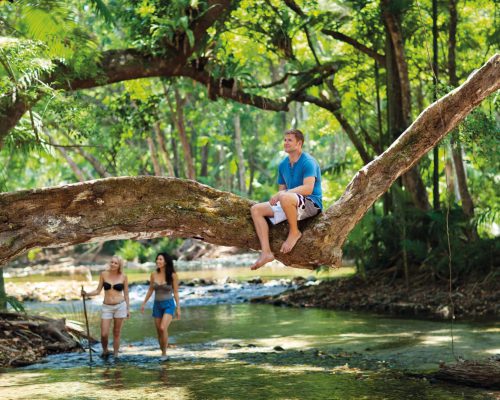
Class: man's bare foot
280,231,302,253
250,252,275,270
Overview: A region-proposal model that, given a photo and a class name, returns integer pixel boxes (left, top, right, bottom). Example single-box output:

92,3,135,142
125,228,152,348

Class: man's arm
284,176,315,196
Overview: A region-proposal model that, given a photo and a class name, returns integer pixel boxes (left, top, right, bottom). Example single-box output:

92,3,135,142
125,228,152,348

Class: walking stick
81,285,93,364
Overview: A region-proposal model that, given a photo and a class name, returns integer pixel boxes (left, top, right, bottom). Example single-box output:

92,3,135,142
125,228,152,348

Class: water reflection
101,367,124,389
158,365,169,386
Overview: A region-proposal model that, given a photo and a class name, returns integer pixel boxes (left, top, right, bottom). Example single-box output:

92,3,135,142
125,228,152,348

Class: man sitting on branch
250,129,323,270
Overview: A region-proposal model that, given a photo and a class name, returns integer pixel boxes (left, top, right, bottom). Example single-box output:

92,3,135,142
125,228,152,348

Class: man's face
283,134,302,153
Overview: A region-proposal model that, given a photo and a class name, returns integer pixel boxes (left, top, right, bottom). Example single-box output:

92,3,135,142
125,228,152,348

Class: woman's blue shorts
152,298,176,318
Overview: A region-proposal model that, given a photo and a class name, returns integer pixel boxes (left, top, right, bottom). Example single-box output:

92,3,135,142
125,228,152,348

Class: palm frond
90,0,115,26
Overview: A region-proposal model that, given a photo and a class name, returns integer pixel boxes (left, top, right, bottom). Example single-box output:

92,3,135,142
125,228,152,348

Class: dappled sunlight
259,363,326,373
336,332,420,339
421,335,461,346
240,337,315,350
472,327,500,334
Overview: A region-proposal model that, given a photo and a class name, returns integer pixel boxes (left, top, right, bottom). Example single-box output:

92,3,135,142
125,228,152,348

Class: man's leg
250,202,275,270
279,192,302,253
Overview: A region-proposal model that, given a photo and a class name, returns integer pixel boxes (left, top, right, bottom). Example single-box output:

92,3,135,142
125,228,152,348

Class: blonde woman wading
141,253,181,360
81,256,130,358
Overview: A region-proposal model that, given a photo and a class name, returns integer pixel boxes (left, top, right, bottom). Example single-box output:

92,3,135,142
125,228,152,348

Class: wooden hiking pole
81,285,93,363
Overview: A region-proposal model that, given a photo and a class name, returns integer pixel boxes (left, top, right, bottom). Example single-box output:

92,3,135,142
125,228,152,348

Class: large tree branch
0,0,233,145
321,29,386,66
319,53,499,246
0,50,289,145
1,54,498,267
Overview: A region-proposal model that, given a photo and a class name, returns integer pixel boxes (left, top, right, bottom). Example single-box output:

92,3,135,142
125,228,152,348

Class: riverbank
0,312,85,367
5,275,311,303
253,273,499,320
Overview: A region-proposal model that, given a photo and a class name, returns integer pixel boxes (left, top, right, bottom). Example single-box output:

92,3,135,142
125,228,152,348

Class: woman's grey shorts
102,301,127,319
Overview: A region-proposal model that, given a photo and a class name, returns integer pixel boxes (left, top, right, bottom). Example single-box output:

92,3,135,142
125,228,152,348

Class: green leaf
186,29,195,47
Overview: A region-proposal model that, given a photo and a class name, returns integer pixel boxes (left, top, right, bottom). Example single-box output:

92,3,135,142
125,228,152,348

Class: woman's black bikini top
103,282,124,291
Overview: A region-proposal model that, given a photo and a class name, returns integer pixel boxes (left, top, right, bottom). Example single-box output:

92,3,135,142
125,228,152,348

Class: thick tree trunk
448,0,476,237
432,0,440,210
382,0,412,125
1,54,498,267
385,28,431,211
448,0,459,88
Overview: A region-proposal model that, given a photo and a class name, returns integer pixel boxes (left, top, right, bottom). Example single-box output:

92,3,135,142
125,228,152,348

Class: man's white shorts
268,193,320,225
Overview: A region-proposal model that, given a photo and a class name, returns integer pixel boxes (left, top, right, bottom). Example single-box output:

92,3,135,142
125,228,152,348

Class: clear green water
1,304,498,399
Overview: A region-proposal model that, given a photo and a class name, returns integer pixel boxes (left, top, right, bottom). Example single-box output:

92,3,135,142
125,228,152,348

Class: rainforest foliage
0,0,498,281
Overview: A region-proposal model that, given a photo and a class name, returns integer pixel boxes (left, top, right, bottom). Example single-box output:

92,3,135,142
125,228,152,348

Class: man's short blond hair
285,129,305,145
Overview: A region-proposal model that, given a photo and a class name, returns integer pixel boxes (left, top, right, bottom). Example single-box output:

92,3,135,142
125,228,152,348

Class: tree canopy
0,0,498,275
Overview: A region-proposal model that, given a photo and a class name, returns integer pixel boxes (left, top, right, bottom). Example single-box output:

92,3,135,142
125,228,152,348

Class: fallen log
435,359,500,389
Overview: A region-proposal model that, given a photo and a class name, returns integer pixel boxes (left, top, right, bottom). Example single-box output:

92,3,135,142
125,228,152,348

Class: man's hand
269,192,282,206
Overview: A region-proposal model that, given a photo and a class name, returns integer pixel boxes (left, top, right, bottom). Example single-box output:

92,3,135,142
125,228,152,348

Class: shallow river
0,281,498,399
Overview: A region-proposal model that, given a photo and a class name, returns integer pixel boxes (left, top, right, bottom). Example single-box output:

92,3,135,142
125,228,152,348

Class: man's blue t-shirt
277,152,323,210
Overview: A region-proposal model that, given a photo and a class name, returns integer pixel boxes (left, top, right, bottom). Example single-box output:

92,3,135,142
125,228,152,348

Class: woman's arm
82,272,104,297
173,273,181,320
123,275,130,318
140,274,155,313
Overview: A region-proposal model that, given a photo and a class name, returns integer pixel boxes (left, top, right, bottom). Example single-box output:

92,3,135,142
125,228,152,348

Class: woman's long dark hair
156,252,175,285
